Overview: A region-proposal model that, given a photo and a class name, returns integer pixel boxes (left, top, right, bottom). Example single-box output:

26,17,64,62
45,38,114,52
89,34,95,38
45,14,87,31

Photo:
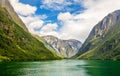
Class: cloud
41,23,58,32
58,12,73,21
40,23,58,36
19,15,45,34
28,20,43,34
9,0,37,16
19,15,46,26
40,0,72,10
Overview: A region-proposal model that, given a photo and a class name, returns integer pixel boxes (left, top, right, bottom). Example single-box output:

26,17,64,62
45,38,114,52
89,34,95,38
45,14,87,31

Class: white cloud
58,12,73,21
41,23,58,32
19,15,45,34
28,20,43,34
38,23,59,38
9,0,37,16
40,23,58,36
19,15,45,26
40,0,72,10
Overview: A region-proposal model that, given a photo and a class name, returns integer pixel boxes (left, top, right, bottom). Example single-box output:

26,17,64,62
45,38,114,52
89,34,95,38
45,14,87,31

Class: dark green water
0,60,120,76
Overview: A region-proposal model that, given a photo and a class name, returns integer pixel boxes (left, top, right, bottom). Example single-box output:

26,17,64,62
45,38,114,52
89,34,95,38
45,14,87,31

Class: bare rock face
0,0,28,31
42,35,82,58
89,10,120,38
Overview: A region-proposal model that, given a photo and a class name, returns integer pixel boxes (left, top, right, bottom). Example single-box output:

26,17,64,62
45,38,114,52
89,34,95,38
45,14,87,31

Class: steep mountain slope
76,10,120,60
42,35,82,58
0,0,28,31
34,35,62,57
0,1,60,61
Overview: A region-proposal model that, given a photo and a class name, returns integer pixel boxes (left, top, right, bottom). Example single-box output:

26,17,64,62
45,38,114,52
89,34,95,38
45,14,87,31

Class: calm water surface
0,60,120,76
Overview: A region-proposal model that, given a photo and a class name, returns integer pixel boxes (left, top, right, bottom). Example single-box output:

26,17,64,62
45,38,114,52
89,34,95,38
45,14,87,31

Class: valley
0,0,120,76
0,0,120,61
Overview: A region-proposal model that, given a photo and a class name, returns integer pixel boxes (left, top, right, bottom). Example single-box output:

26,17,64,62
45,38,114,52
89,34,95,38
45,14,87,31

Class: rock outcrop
42,35,82,58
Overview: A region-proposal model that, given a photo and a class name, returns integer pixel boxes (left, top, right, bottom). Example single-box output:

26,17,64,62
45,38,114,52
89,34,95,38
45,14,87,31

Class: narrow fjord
0,0,120,76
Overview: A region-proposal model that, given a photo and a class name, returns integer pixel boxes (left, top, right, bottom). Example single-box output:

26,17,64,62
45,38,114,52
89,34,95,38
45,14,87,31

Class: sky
9,0,120,42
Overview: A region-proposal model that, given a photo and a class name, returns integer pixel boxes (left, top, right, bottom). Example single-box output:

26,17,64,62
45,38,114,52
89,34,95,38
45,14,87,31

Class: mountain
0,0,60,61
34,35,62,57
42,35,82,58
0,0,28,31
75,10,120,60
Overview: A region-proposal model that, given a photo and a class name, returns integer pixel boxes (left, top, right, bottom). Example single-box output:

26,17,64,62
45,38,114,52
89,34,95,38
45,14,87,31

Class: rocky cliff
76,10,120,60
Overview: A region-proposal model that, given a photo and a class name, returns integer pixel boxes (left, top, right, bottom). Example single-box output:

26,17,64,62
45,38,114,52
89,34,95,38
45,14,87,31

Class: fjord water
0,60,120,76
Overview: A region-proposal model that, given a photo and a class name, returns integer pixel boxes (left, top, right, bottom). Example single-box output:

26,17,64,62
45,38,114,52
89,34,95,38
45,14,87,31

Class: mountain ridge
75,10,120,60
42,35,82,58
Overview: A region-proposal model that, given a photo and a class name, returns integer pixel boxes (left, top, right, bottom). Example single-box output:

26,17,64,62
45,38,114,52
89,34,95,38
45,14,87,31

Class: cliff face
89,10,120,38
0,0,28,31
42,35,82,58
76,10,120,60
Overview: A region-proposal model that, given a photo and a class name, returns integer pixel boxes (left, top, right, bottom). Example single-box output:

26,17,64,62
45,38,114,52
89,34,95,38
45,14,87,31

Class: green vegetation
78,23,120,60
34,35,63,58
0,7,60,61
78,19,120,60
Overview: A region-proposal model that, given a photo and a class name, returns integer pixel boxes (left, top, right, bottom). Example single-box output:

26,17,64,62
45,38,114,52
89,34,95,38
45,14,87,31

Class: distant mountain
42,35,82,58
0,0,60,61
75,10,120,60
34,35,62,57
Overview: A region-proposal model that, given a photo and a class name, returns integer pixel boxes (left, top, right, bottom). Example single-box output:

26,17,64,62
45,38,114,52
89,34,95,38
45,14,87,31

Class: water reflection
0,60,120,76
80,60,120,76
